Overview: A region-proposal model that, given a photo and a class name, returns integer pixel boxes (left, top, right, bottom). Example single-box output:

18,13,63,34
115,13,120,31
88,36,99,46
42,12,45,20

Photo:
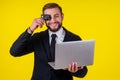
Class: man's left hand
67,62,83,73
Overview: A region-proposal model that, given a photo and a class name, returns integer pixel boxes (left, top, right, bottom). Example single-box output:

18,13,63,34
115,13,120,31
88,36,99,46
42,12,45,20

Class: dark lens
41,14,51,21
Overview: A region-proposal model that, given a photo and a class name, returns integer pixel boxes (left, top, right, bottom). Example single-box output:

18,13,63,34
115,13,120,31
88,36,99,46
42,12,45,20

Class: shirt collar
48,27,64,38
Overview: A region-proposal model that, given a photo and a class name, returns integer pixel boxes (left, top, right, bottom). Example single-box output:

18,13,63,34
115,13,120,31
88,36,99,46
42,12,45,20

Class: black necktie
50,34,57,61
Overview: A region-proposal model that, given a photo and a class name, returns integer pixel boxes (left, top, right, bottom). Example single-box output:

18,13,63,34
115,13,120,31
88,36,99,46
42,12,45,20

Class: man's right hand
28,18,45,33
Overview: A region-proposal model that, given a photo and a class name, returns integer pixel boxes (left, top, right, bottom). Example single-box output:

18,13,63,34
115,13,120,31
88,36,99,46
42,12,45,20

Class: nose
50,16,56,22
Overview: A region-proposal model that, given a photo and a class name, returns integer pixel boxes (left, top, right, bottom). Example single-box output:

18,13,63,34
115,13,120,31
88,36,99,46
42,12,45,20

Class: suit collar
42,30,52,62
62,27,71,42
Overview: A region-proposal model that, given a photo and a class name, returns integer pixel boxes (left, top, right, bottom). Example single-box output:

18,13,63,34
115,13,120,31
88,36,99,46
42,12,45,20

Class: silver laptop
48,40,95,69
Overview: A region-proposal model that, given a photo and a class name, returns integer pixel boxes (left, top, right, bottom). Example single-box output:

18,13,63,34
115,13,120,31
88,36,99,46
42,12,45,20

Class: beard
46,22,62,32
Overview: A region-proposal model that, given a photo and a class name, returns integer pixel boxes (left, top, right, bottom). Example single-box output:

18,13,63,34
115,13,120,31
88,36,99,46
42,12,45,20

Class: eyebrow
54,13,60,16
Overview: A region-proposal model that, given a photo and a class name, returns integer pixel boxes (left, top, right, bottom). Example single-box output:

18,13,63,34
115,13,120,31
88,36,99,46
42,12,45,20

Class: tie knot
51,34,57,39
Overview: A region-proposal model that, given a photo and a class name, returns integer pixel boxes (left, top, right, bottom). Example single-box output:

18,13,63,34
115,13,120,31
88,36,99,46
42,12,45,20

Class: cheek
55,18,62,23
59,17,63,22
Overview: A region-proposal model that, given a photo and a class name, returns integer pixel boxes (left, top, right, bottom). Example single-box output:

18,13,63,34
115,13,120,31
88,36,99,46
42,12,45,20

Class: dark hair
42,3,63,14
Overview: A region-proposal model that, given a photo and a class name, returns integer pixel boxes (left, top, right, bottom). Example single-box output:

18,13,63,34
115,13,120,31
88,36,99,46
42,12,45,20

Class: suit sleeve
10,29,34,57
71,66,88,78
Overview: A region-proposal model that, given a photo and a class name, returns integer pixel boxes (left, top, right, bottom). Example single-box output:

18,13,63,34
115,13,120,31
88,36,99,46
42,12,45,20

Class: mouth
47,22,62,32
49,22,59,28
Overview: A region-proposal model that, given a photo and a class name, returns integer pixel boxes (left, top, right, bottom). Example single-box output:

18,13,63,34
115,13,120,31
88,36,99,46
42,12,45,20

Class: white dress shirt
48,27,65,45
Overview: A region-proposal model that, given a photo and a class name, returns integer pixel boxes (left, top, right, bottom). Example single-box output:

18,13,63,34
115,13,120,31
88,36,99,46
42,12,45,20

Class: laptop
48,40,95,69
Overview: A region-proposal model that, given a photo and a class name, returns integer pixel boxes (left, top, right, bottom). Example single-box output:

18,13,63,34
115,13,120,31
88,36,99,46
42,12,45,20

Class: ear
61,13,64,21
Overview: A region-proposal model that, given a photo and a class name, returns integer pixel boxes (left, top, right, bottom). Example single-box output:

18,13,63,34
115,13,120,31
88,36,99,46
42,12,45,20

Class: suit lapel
63,27,81,42
63,28,71,42
42,30,51,62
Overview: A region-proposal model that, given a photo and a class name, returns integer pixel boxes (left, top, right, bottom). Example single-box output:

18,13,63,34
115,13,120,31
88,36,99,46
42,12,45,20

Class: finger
37,21,44,27
74,62,78,72
35,19,44,27
78,66,84,70
71,62,75,72
68,64,71,72
63,68,68,70
34,18,44,25
37,18,45,24
36,18,44,24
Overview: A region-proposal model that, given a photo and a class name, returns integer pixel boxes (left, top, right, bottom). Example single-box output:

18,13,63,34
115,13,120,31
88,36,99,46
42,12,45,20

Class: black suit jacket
10,27,87,80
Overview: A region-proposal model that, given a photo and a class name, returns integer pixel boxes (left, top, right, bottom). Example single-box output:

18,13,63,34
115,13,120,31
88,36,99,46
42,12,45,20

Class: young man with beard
10,3,88,80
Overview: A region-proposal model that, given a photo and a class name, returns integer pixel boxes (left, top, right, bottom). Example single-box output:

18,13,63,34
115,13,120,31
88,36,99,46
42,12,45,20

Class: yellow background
1,0,120,80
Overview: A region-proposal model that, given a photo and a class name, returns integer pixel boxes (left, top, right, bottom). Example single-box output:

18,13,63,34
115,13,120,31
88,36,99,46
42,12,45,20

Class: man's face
44,8,64,32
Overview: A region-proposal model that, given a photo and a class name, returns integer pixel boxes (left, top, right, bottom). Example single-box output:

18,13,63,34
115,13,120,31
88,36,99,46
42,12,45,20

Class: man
10,3,88,80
